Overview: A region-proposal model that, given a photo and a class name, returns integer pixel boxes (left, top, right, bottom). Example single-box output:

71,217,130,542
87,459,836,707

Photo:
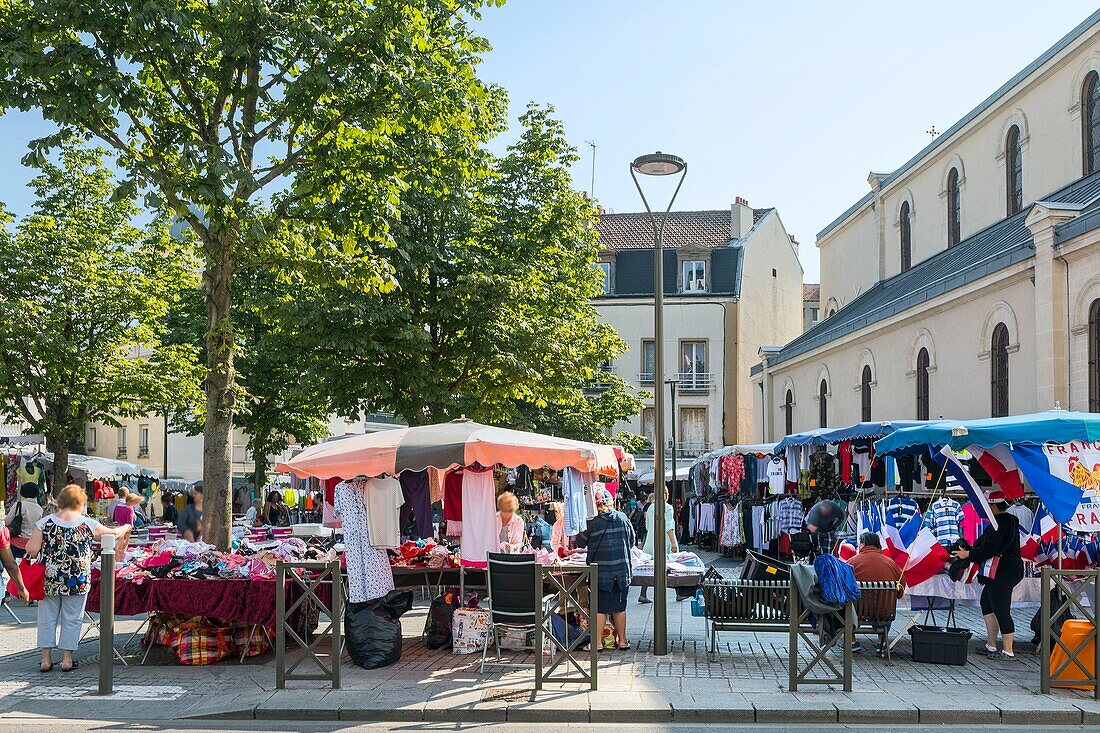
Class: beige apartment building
754,9,1100,440
593,200,804,472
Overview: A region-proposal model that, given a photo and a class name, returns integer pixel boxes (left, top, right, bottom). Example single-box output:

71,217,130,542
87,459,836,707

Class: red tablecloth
87,577,290,628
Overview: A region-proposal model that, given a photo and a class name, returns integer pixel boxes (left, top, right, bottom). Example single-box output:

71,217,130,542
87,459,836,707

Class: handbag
7,500,22,538
6,557,45,601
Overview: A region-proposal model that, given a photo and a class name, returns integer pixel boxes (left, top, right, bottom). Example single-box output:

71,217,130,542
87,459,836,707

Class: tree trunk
253,454,267,500
202,236,236,550
45,434,68,496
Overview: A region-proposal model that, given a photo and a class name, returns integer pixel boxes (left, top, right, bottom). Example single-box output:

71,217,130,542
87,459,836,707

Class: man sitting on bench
845,532,905,654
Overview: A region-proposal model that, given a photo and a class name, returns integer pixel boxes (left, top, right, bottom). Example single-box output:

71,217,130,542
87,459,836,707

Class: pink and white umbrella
276,418,622,479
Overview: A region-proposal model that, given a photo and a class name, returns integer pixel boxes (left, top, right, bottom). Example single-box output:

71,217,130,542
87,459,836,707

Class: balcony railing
117,448,128,458
585,367,616,392
676,441,710,457
676,372,714,393
638,371,655,386
364,411,404,426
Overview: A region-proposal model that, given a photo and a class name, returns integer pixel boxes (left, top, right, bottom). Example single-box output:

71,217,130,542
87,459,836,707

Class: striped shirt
926,497,964,546
885,497,919,528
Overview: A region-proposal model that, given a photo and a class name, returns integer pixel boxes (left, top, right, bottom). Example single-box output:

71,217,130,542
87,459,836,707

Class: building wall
86,414,168,476
1064,226,1100,410
596,299,727,456
817,19,1100,307
818,206,878,313
759,271,1038,441
734,212,804,444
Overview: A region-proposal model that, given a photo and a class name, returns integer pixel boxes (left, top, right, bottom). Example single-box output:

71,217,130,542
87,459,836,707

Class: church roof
762,171,1100,370
818,8,1100,241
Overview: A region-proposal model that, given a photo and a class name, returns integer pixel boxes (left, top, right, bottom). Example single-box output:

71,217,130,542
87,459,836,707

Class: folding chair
0,592,22,624
479,552,545,674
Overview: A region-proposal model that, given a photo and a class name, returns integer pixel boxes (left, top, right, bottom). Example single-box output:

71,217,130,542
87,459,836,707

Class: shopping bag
6,558,45,601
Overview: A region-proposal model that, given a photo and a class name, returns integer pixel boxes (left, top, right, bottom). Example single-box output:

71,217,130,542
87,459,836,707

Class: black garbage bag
345,589,414,669
1031,586,1074,646
424,591,460,651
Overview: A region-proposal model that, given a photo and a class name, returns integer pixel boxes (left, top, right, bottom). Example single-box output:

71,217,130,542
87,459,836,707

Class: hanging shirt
776,496,804,533
459,468,497,568
784,446,800,483
852,446,872,484
362,477,403,549
767,459,786,494
1006,503,1034,535
926,497,964,546
334,481,394,603
562,467,588,537
885,496,920,528
960,502,990,545
839,440,853,484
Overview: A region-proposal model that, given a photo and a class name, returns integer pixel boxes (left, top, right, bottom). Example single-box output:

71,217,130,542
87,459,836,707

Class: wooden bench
853,580,902,661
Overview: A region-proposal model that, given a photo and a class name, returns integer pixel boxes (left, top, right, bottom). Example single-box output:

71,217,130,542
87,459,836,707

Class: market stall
276,418,634,662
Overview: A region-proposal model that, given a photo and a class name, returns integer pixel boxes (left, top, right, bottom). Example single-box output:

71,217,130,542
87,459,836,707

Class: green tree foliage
0,0,501,546
313,104,646,444
0,141,202,490
166,265,337,493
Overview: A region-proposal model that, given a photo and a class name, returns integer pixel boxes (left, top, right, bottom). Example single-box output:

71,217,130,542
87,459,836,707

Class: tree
166,265,338,493
314,104,645,438
510,379,649,454
0,141,202,491
0,0,501,546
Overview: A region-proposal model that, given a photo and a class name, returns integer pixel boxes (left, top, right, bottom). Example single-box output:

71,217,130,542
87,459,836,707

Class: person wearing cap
951,490,1024,659
576,487,636,650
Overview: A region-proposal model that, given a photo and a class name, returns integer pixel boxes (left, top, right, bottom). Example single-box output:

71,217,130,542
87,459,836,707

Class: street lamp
631,151,686,657
665,377,680,508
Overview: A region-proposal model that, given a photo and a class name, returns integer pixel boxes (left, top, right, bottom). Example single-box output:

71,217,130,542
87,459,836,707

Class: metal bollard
97,533,116,696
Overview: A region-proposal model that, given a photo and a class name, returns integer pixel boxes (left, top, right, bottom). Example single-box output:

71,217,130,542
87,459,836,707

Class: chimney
731,197,753,240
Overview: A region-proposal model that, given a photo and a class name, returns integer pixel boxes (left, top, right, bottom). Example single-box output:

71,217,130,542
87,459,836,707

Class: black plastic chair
480,552,540,673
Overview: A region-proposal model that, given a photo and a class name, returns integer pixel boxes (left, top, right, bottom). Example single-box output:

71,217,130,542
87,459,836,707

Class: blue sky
0,1,1095,281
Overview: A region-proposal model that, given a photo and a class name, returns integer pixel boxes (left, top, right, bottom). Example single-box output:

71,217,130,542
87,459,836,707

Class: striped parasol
276,418,622,480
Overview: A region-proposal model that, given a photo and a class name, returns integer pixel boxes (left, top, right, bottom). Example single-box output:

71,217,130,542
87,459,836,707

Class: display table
87,576,288,627
905,575,1052,606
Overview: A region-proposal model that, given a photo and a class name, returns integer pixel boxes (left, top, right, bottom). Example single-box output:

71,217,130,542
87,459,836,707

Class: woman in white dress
638,493,678,603
334,480,395,603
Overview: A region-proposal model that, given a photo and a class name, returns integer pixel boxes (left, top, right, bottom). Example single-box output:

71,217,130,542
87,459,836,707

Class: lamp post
666,377,680,505
631,151,686,656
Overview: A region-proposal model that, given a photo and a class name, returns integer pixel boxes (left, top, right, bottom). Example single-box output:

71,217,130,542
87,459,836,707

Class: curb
175,702,1092,725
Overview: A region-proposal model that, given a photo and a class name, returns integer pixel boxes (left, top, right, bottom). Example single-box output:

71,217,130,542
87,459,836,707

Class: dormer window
595,261,612,294
682,260,706,293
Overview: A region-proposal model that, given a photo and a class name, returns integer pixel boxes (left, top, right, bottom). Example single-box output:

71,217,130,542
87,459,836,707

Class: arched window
784,389,794,436
1083,72,1100,176
1089,299,1100,412
899,201,912,272
916,348,930,421
819,379,828,428
991,323,1010,417
946,168,961,247
1006,125,1023,215
860,365,872,422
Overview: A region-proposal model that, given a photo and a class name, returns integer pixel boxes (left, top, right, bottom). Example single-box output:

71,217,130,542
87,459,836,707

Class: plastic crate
909,625,972,665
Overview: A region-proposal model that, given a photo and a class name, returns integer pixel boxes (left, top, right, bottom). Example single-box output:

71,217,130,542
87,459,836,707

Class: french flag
969,444,1025,500
1032,505,1060,544
883,511,922,569
903,526,951,587
1008,444,1087,525
858,505,883,537
939,446,998,530
1020,526,1040,562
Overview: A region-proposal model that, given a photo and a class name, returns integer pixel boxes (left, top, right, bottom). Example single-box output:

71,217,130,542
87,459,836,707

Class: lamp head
632,152,685,176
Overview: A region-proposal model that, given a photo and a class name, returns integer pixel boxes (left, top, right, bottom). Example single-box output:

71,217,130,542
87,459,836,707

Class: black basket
908,625,972,665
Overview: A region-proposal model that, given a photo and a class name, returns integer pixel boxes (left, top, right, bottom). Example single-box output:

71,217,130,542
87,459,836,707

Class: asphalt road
0,722,1098,733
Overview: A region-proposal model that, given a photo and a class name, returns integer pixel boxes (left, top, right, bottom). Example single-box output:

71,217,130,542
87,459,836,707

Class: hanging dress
334,480,394,603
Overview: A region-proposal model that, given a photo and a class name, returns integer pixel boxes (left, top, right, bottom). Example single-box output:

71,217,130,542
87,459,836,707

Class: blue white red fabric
968,444,1025,499
903,526,951,587
882,511,923,569
1008,444,1087,525
939,446,998,530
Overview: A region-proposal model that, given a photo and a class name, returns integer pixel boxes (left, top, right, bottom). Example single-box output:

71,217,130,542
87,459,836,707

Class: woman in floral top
25,485,130,672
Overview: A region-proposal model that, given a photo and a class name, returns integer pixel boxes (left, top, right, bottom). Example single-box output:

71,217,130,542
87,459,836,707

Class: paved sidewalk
0,558,1098,724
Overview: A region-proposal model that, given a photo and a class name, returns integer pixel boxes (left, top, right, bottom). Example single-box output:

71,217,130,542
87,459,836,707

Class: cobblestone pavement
0,553,1093,724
